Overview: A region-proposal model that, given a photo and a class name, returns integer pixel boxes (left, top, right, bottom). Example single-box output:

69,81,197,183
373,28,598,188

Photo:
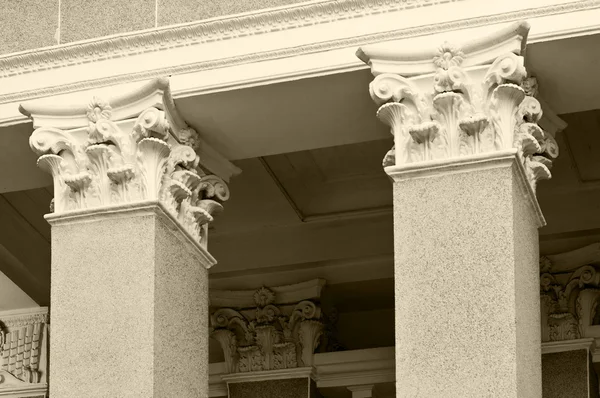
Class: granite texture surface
49,206,209,397
60,0,155,43
157,0,305,26
228,378,311,398
542,350,592,398
0,0,59,55
391,160,541,397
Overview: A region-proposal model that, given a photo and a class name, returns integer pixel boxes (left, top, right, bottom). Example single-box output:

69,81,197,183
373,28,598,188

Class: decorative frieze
358,22,560,194
21,78,238,247
0,308,48,397
540,243,600,342
210,280,325,374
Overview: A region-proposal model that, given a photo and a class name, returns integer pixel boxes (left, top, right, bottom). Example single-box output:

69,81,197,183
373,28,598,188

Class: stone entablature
210,279,325,374
541,243,600,342
0,307,48,398
20,78,239,248
357,21,560,194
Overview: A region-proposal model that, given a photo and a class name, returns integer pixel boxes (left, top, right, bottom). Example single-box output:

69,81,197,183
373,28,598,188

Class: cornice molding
1,0,599,107
0,0,460,79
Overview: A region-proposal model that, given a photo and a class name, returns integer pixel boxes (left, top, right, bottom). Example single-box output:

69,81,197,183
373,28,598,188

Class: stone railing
0,307,48,398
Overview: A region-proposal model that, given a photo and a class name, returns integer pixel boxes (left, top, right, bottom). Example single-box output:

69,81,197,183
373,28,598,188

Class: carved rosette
210,286,323,374
370,45,558,194
29,97,229,247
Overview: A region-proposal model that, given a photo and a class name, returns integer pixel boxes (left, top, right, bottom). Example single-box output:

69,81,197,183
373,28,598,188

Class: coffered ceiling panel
261,139,393,219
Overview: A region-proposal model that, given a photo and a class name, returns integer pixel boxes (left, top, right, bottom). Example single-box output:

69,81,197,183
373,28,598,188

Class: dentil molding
359,21,561,195
0,0,461,79
1,0,600,110
20,78,239,248
0,308,49,397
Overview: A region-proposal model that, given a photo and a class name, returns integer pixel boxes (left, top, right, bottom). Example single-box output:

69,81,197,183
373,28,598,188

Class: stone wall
0,0,313,55
0,0,452,56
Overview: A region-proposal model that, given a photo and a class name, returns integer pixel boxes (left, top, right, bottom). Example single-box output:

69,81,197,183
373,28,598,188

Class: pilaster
20,78,239,397
358,21,559,397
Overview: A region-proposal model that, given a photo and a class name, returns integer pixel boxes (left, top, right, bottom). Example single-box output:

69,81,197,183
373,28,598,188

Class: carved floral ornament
210,285,324,374
366,41,558,193
540,244,600,342
28,93,229,247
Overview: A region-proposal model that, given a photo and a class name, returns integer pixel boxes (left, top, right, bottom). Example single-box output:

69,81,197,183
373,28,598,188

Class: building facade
1,0,600,396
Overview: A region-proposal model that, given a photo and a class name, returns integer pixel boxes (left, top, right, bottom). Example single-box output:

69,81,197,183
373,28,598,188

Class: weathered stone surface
60,0,154,43
157,0,304,26
48,204,213,397
0,0,59,55
389,158,541,397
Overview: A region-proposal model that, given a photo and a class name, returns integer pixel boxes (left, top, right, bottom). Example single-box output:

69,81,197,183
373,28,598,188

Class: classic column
358,22,558,397
20,78,240,397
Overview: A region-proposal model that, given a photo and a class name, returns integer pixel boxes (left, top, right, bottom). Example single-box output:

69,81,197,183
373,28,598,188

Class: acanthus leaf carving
29,95,229,247
210,283,324,374
365,40,557,195
540,248,600,342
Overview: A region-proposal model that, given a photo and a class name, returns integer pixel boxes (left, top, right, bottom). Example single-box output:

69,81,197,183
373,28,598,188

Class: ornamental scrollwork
370,43,558,194
29,96,229,247
210,285,324,374
540,245,600,342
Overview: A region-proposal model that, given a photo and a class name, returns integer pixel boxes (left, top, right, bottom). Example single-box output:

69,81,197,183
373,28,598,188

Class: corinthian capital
20,78,240,247
357,22,564,194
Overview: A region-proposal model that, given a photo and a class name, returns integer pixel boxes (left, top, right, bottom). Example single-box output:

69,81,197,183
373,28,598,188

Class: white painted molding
209,347,395,395
0,0,599,127
0,0,462,80
542,338,596,354
357,21,528,76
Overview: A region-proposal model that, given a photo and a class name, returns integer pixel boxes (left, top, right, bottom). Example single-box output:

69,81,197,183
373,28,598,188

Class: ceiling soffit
261,139,393,220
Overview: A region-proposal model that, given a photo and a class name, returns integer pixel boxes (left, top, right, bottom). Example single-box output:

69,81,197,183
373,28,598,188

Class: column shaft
48,204,212,397
390,156,541,397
